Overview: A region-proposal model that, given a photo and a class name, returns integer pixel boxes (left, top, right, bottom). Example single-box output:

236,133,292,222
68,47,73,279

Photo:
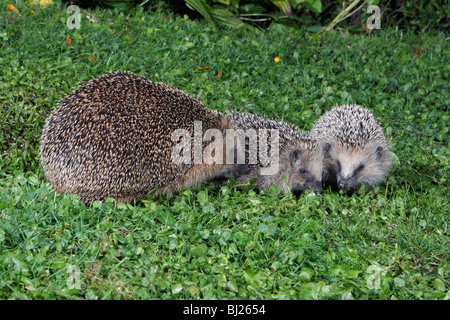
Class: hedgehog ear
324,142,332,154
375,146,383,160
289,150,301,166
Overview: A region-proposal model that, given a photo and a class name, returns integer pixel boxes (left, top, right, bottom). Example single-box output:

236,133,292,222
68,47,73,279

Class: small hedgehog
218,112,323,195
310,104,392,190
40,72,232,203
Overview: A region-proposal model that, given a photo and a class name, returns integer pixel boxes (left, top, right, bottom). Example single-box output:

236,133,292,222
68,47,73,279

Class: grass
0,2,449,300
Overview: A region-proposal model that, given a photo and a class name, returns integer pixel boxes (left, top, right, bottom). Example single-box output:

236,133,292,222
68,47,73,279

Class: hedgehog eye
336,160,342,173
289,150,301,166
355,163,365,174
375,146,384,160
299,168,307,175
324,143,332,153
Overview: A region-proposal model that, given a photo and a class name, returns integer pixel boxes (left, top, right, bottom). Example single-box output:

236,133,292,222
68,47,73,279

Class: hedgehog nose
338,178,348,190
304,181,322,194
313,182,322,194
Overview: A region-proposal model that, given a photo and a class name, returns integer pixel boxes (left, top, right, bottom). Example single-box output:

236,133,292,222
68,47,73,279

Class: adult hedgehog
40,72,232,203
310,104,392,190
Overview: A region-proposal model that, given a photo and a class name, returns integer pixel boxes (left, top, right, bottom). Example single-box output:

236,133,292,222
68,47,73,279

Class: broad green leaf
433,279,446,292
185,0,215,25
157,211,176,226
191,243,208,257
156,228,174,237
268,21,291,34
298,269,314,282
271,0,292,16
239,3,266,14
186,285,200,298
100,0,134,9
305,0,322,13
291,0,306,9
306,25,324,33
211,8,244,28
197,190,208,205
227,279,239,292
171,283,183,295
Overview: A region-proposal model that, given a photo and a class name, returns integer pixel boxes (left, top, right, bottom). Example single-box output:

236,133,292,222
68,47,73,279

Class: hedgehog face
280,142,323,195
312,104,393,190
227,112,324,195
324,139,391,190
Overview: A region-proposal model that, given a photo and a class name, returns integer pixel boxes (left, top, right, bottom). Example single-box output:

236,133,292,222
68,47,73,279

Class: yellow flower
28,0,53,7
41,0,53,6
274,56,280,63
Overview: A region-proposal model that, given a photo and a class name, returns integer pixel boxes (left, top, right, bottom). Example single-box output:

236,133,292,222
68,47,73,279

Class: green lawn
0,2,448,299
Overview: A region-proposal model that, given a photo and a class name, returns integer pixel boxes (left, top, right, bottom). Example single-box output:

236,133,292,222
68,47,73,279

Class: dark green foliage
382,0,449,32
164,0,449,32
64,0,450,32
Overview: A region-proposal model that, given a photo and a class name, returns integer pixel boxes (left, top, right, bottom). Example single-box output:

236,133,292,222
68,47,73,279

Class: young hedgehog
40,72,232,204
218,112,323,195
310,104,392,190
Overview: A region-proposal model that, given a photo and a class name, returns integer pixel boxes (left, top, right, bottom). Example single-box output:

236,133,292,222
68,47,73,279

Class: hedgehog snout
337,174,357,190
291,179,322,195
308,180,323,194
338,178,348,190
